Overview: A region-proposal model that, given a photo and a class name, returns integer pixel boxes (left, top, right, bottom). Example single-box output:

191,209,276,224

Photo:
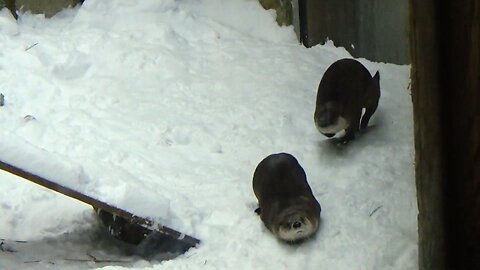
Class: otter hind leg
361,72,380,130
360,103,378,130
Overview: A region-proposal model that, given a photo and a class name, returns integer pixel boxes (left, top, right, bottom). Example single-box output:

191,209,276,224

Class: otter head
271,198,320,243
314,101,348,137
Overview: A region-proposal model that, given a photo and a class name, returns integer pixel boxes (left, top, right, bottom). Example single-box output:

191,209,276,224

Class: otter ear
373,71,380,82
255,207,261,215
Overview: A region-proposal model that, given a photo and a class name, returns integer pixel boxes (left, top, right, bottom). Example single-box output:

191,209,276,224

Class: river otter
252,153,321,243
314,58,380,143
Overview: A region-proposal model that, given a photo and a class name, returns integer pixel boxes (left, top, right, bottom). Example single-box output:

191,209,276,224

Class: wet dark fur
314,58,380,143
252,153,321,242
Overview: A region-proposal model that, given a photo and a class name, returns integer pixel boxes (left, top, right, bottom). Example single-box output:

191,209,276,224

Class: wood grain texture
411,0,480,269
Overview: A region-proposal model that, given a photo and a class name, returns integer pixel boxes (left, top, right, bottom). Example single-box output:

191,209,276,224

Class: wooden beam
441,1,480,269
409,0,446,269
410,0,480,269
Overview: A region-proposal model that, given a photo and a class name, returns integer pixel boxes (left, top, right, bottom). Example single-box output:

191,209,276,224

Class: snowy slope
0,0,417,269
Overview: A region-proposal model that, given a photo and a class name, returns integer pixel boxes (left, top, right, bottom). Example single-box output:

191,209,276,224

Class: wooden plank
0,159,200,248
410,0,480,269
441,1,480,269
409,1,446,269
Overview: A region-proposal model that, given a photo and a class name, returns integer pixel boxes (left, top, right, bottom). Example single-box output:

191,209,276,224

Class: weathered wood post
410,0,480,269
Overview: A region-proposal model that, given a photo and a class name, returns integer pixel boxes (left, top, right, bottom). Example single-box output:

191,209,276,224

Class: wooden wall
410,0,480,269
442,1,480,269
298,0,410,64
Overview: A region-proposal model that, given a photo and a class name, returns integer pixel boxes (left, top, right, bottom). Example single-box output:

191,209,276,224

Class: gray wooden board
0,159,200,252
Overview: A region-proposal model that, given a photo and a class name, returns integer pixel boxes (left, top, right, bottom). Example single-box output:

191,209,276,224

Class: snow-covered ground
0,0,417,269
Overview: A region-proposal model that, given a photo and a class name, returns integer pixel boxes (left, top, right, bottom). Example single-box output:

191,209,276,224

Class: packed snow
0,0,417,269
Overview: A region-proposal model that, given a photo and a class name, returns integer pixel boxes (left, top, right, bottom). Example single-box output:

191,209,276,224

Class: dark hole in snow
95,208,195,260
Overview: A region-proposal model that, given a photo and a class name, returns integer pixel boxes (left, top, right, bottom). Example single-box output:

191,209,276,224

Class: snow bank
0,0,417,269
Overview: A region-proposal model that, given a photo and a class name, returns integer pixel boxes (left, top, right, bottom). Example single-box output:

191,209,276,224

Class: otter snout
275,214,317,242
292,221,302,229
315,114,349,135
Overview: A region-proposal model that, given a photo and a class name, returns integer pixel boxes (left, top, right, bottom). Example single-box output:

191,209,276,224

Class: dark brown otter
314,58,380,143
252,153,321,243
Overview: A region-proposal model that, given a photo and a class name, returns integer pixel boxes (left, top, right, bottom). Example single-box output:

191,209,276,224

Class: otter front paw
337,132,355,144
